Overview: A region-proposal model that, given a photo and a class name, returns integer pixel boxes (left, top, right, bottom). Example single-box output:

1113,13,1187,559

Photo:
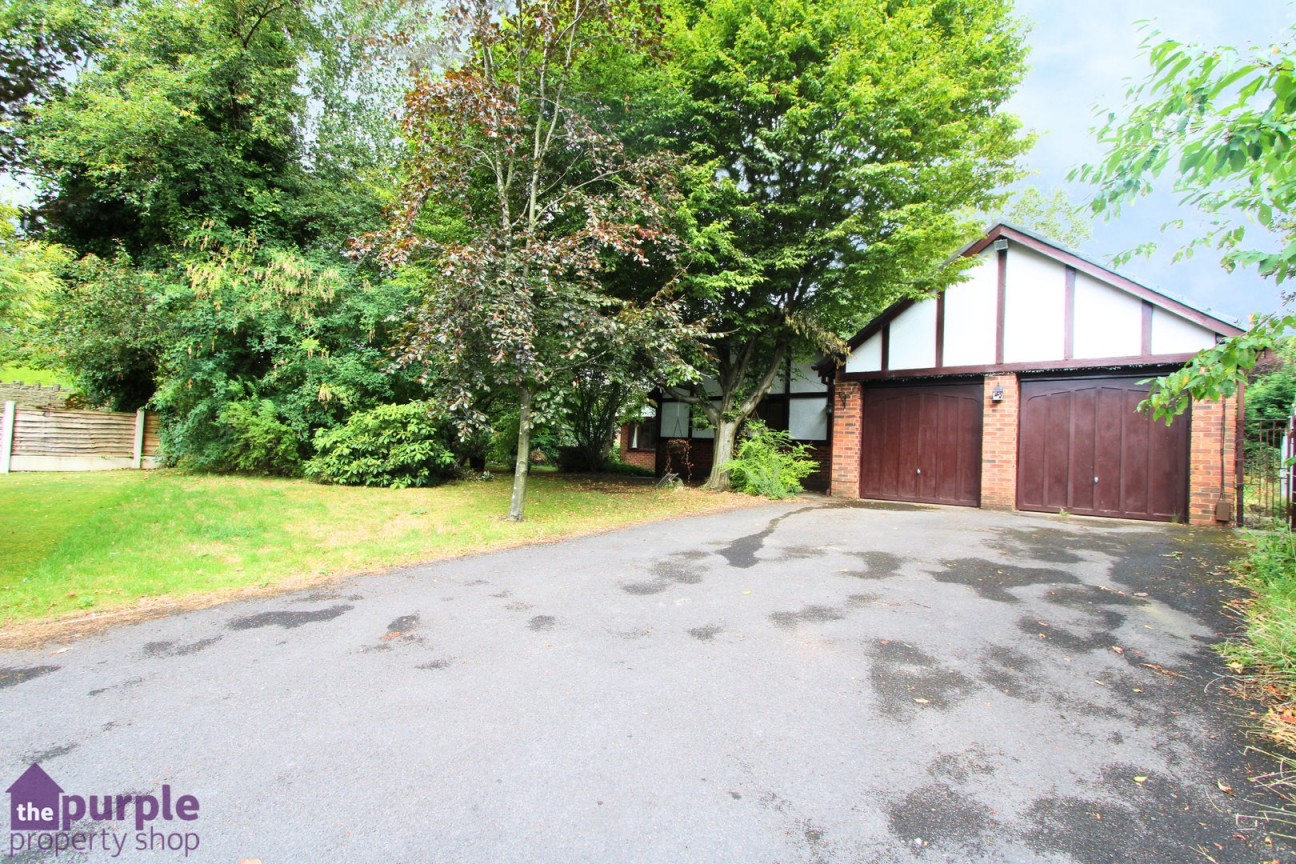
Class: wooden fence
0,402,161,473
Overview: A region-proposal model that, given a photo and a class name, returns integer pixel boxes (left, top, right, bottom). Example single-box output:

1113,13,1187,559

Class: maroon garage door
1017,377,1190,521
859,383,983,506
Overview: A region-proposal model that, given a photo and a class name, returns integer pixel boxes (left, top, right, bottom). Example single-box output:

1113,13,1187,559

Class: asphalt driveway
1,499,1288,863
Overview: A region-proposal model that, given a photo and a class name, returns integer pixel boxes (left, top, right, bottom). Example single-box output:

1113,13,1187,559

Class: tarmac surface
2,498,1291,863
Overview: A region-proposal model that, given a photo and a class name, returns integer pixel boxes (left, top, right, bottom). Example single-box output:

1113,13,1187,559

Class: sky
1004,0,1292,325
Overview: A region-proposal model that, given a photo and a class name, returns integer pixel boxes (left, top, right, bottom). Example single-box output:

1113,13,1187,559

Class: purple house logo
7,764,62,832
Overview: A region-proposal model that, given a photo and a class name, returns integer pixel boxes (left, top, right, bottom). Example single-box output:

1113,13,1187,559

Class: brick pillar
830,381,862,498
981,372,1019,510
1188,395,1238,526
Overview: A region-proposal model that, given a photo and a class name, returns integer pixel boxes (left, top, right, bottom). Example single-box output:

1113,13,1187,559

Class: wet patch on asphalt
716,506,819,569
227,604,354,630
528,615,557,632
848,551,902,580
140,636,222,659
887,782,999,852
977,644,1042,702
1022,765,1226,864
769,605,845,630
688,625,722,642
990,526,1087,564
88,676,143,697
417,658,454,670
932,557,1077,603
927,747,996,785
622,553,705,595
1019,609,1125,655
22,742,78,764
837,500,937,512
0,665,60,689
868,640,977,717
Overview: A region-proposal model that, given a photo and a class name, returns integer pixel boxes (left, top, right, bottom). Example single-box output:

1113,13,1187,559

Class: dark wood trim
844,298,915,352
963,225,1243,336
881,324,891,373
837,224,1243,366
995,246,1007,365
1141,300,1154,355
1063,266,1076,361
840,352,1199,382
935,291,946,368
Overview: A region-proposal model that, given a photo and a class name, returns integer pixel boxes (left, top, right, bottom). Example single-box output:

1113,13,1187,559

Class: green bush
305,401,456,488
721,420,817,499
216,398,303,475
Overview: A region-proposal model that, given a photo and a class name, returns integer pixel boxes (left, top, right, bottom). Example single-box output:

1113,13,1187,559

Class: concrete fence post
1,400,14,474
132,409,146,470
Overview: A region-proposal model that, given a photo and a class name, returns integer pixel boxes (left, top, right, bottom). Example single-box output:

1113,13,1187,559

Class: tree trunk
704,417,742,491
508,385,534,522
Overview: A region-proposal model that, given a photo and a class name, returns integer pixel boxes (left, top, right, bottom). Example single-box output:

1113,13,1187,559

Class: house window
628,419,658,451
753,398,790,433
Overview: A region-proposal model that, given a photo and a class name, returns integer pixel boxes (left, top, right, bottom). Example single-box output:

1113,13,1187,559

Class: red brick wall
618,424,658,470
829,381,862,497
981,373,1019,510
1188,395,1239,526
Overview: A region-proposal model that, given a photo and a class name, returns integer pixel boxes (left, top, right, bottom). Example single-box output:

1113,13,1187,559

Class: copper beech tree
367,0,697,521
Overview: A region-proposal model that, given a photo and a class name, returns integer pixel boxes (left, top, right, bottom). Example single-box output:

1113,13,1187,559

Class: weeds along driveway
0,499,1285,863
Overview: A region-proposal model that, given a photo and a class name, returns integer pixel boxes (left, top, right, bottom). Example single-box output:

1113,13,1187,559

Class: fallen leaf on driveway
1111,646,1124,654
1133,776,1148,783
913,698,929,704
1139,662,1183,678
1217,780,1235,795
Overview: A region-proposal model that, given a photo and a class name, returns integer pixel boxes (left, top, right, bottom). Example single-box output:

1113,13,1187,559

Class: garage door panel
1017,377,1188,522
859,384,982,507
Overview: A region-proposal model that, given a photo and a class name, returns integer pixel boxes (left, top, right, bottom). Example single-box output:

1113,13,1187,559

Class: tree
17,0,419,468
1075,26,1296,419
989,187,1092,250
0,0,109,169
0,201,70,364
374,0,699,521
647,0,1030,489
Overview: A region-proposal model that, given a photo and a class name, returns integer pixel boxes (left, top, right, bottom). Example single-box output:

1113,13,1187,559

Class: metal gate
1242,416,1296,529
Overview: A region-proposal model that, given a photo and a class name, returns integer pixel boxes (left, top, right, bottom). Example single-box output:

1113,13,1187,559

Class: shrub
721,420,817,499
305,401,455,488
216,398,303,475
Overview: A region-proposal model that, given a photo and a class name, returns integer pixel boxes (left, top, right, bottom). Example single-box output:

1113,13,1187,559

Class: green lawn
0,471,751,625
0,365,74,387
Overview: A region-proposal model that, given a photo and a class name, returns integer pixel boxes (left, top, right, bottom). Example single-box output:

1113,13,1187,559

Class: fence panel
1,404,161,472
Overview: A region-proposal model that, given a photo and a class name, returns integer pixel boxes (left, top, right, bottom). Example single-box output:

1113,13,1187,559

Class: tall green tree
649,0,1030,489
0,0,110,168
18,0,418,469
376,0,699,521
1076,26,1296,419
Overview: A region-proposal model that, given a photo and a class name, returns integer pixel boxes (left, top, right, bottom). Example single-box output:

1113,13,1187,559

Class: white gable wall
942,253,998,366
846,332,883,373
1003,246,1065,362
888,298,937,370
1151,309,1217,354
1073,272,1143,358
842,236,1233,376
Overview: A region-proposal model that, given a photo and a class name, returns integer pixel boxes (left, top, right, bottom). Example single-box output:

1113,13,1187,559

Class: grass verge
1221,530,1296,747
0,470,759,636
0,365,73,387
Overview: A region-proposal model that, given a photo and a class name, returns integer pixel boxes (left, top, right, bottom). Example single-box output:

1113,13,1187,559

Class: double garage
855,377,1190,521
831,224,1243,526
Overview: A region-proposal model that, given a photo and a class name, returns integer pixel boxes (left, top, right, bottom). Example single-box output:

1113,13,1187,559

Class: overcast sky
1005,0,1292,324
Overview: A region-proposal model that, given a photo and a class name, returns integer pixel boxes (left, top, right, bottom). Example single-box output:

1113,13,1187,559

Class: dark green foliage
305,402,456,489
215,398,302,475
598,458,655,478
1248,342,1296,422
721,420,817,499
